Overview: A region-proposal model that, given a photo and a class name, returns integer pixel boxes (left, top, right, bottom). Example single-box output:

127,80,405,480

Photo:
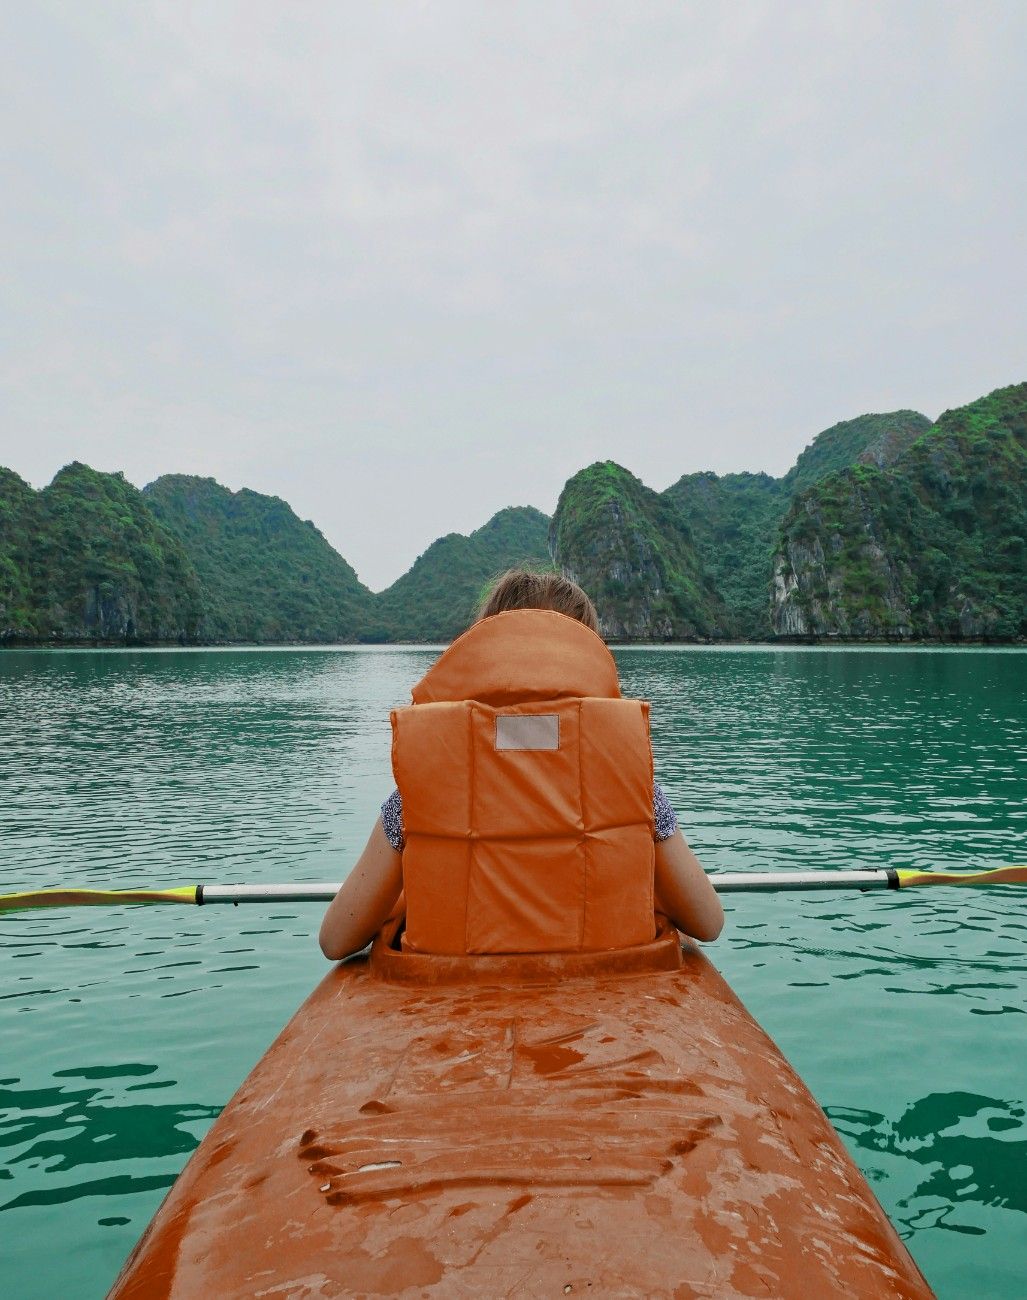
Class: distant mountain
772,385,1027,639
0,466,549,646
3,383,1022,647
375,506,551,641
143,475,374,643
783,411,932,495
550,462,725,639
661,472,785,637
0,468,38,633
661,410,932,637
0,463,201,643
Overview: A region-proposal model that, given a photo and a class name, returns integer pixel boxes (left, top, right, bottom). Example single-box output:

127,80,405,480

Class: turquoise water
1,646,1024,1298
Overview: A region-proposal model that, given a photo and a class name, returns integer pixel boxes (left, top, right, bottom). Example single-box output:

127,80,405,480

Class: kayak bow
107,918,935,1298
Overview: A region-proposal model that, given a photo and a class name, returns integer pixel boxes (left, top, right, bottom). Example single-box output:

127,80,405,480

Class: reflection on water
828,1092,1026,1234
0,1066,220,1210
1,646,1025,1299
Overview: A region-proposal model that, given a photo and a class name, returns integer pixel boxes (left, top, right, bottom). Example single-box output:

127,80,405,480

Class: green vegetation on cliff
0,469,38,632
774,385,1027,639
144,476,374,643
1,468,549,645
375,507,551,641
661,473,784,636
660,411,932,637
0,463,201,642
550,461,725,639
4,383,1022,647
783,411,932,494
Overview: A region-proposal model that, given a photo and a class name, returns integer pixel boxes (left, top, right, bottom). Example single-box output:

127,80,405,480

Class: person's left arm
651,780,724,941
319,821,403,960
654,829,724,942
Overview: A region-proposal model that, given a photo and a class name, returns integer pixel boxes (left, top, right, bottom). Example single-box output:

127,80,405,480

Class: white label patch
495,714,560,751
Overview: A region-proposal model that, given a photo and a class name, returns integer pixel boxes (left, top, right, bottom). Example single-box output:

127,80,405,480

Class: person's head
476,569,600,633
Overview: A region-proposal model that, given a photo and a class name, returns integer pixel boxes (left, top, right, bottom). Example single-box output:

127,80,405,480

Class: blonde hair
476,569,600,633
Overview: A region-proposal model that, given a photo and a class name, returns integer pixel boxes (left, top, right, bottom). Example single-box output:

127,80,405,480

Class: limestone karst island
2,381,1024,647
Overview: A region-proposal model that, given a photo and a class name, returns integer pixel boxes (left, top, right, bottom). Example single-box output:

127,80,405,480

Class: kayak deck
109,922,933,1298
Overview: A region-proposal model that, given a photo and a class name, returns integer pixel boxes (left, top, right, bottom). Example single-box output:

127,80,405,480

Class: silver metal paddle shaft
199,883,342,904
710,870,894,893
197,873,896,905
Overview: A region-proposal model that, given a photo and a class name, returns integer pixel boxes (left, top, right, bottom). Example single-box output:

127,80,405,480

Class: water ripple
1,645,1026,1299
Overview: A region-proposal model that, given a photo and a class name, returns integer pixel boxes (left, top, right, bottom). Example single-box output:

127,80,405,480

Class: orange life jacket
391,609,656,955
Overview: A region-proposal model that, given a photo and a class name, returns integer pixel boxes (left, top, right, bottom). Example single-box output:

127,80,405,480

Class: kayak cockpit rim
367,914,685,987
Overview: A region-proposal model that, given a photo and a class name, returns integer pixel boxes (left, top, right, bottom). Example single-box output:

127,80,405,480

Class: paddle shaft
198,867,1021,900
0,872,921,911
4,867,1026,912
197,871,901,903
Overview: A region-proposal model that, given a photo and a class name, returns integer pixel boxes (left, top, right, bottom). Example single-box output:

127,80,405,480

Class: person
319,570,724,960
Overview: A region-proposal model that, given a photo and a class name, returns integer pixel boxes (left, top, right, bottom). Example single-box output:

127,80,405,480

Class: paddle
2,866,1026,912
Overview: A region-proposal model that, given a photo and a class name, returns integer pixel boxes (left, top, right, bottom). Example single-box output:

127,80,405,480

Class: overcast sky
2,2,1025,589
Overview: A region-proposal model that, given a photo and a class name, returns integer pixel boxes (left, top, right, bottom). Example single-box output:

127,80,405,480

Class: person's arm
654,829,724,942
319,821,404,960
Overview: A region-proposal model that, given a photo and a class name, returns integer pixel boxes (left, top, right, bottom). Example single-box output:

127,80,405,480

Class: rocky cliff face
1,463,202,644
783,411,932,494
772,384,1027,639
659,412,931,639
3,385,1023,647
771,477,915,638
550,462,725,639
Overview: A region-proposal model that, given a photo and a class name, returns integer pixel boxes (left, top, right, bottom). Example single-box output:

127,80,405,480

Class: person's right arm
654,829,724,942
318,821,404,960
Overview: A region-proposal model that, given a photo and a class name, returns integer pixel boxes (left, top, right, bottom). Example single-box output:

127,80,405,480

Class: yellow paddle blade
0,886,198,913
896,865,1027,888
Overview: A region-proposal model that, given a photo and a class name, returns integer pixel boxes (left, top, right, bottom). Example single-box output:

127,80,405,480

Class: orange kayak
109,920,934,1298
